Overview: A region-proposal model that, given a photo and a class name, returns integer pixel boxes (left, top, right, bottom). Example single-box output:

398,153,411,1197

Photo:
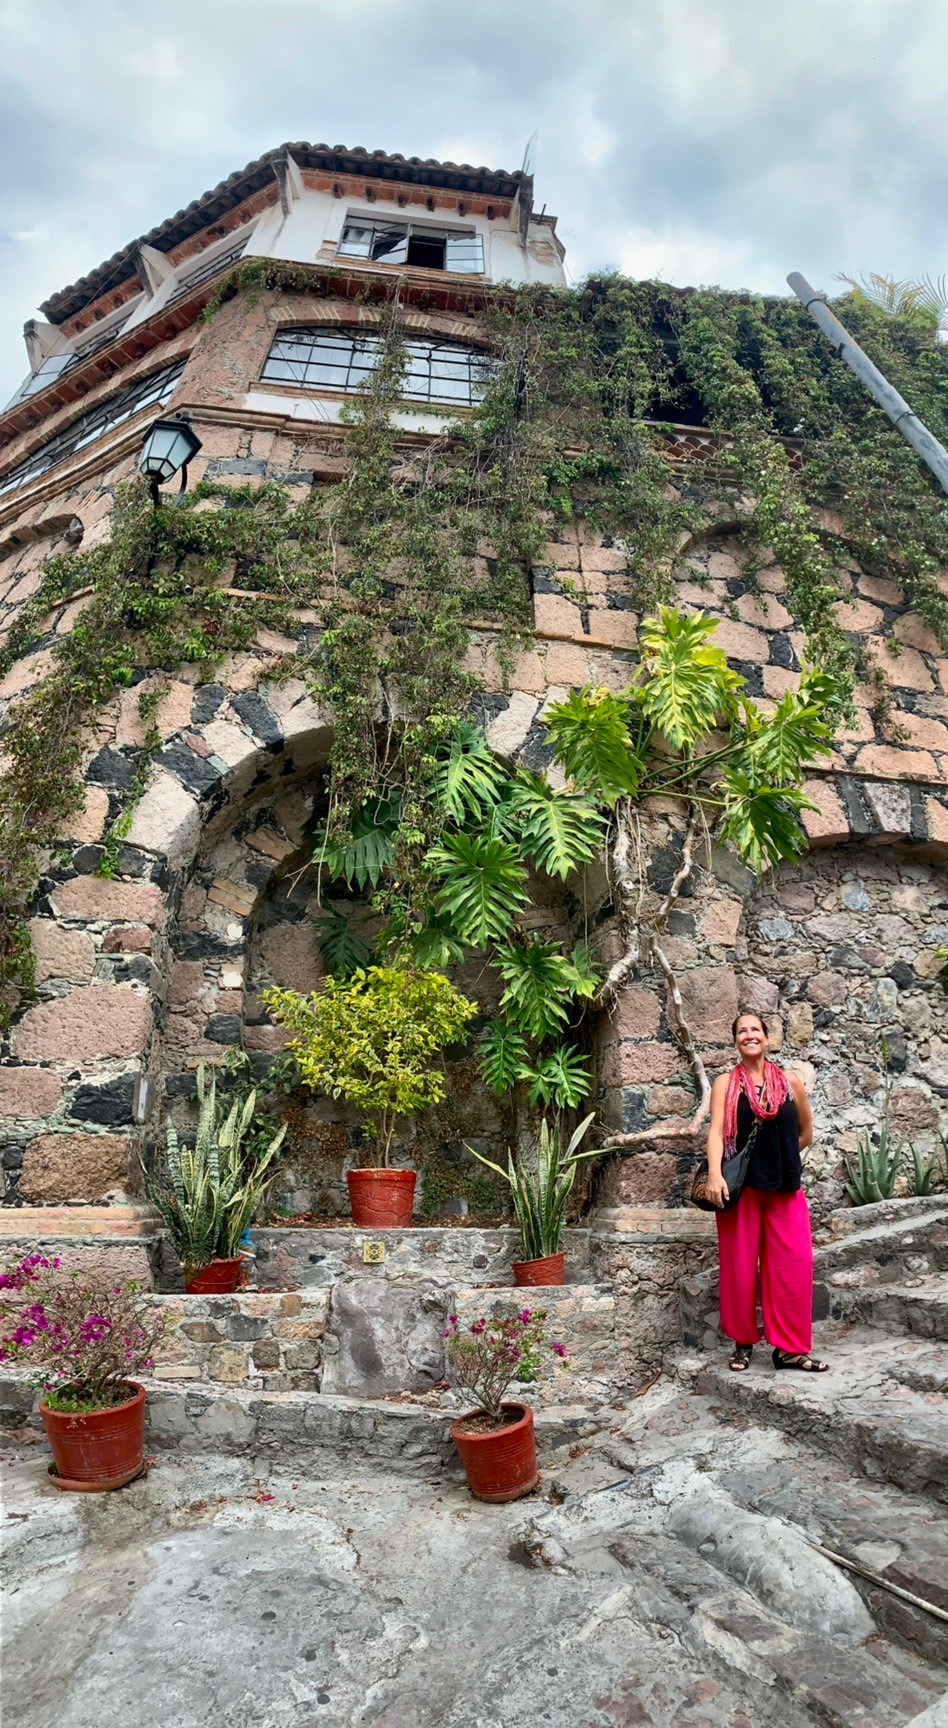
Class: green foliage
429,831,528,947
843,1129,903,1206
142,1064,287,1271
479,1023,531,1098
313,905,376,978
544,686,642,804
504,773,604,880
431,721,506,823
263,967,477,1166
520,1043,592,1110
905,1140,942,1198
466,1112,599,1260
636,608,741,747
312,799,399,893
495,939,582,1043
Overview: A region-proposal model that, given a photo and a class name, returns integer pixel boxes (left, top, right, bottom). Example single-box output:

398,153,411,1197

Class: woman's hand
705,1173,730,1208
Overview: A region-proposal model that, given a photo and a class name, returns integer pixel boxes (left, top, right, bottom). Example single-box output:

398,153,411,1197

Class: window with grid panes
337,218,484,275
260,328,491,406
0,359,186,497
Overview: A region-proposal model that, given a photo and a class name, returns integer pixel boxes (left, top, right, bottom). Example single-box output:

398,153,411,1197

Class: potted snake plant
468,1113,598,1285
143,1064,287,1292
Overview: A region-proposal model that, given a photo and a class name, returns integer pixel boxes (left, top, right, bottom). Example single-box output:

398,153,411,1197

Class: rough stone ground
4,1322,948,1728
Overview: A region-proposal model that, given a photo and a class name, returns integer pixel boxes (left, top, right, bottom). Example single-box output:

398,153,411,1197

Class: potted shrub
143,1064,287,1292
468,1112,598,1285
444,1307,567,1501
265,966,477,1228
0,1252,165,1491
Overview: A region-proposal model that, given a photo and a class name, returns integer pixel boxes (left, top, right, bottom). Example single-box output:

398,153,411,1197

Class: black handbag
690,1117,760,1213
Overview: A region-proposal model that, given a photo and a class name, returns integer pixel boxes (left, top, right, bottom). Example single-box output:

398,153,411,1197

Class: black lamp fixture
139,411,203,506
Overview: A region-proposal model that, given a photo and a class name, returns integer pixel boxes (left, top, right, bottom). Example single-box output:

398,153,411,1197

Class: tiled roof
40,143,525,324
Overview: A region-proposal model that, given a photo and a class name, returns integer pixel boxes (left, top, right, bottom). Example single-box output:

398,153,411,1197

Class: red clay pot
348,1168,416,1228
450,1402,538,1502
39,1382,146,1491
513,1251,565,1287
184,1258,243,1294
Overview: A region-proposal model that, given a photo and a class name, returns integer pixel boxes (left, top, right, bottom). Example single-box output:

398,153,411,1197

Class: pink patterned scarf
723,1061,791,1156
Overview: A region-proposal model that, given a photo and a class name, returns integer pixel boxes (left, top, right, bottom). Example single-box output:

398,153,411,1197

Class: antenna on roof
521,132,538,179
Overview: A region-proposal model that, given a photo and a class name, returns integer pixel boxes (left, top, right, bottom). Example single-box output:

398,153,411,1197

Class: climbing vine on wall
0,263,946,1025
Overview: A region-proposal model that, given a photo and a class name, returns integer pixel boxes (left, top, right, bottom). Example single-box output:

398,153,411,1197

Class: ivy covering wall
1,265,947,1025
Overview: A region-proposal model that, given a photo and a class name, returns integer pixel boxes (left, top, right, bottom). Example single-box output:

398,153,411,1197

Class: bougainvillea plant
444,1307,568,1425
0,1253,165,1412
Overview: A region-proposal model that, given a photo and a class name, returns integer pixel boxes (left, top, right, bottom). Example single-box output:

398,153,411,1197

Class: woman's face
734,1016,767,1061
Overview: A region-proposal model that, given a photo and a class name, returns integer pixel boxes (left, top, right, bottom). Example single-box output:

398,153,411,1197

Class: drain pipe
787,271,948,496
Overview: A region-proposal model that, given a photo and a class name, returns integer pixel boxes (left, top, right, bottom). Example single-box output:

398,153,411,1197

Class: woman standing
704,1012,829,1373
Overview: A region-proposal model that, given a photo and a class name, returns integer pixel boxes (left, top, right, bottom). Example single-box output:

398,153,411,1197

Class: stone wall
0,284,947,1237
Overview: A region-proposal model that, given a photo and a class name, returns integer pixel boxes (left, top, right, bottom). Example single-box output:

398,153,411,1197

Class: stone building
0,139,946,1334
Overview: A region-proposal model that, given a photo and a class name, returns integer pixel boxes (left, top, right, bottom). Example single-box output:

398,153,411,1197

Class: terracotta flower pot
513,1251,565,1287
184,1258,243,1294
40,1382,146,1491
348,1168,416,1228
450,1402,538,1502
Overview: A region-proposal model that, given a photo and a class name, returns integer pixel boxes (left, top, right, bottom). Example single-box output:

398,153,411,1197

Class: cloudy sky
2,0,947,401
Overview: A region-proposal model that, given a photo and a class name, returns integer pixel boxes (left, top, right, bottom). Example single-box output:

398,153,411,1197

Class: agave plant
905,1140,943,1198
143,1065,287,1274
843,1126,903,1206
467,1113,599,1261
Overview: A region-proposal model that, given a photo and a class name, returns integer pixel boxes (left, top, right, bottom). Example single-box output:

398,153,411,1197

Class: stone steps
675,1325,948,1504
596,1378,948,1666
829,1276,948,1342
680,1202,948,1349
0,1372,606,1478
524,1472,948,1728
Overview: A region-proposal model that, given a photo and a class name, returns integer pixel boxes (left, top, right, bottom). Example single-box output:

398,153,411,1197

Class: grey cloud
1,0,947,399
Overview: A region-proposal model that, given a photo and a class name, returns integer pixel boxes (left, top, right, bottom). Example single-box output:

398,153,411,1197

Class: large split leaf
428,831,528,947
506,772,604,879
543,686,643,804
637,608,743,748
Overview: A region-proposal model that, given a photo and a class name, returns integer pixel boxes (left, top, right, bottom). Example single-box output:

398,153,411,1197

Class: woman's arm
790,1074,813,1150
704,1073,730,1207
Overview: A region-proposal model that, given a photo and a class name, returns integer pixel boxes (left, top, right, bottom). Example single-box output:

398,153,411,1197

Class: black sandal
729,1344,754,1371
772,1348,829,1373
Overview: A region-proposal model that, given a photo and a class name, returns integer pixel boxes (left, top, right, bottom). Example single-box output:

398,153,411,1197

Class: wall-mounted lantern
139,411,202,506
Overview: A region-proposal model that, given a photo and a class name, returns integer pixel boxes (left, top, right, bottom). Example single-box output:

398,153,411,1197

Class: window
164,241,249,308
338,219,484,275
0,359,185,498
260,327,491,406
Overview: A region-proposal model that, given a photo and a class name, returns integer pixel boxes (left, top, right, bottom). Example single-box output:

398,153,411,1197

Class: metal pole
787,271,948,496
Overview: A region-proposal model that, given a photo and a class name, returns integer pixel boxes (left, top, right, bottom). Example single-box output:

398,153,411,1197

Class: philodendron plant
143,1065,287,1275
468,1113,598,1261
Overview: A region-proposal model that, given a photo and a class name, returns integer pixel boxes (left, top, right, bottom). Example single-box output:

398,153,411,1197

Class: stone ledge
0,1204,160,1239
589,1207,717,1240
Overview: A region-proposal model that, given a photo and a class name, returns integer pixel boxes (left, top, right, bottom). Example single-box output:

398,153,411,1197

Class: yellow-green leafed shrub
264,967,477,1167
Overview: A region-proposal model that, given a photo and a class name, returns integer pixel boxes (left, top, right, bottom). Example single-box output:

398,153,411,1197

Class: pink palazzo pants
716,1186,814,1354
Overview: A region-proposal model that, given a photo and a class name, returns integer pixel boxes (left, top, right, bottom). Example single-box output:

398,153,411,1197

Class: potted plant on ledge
468,1112,598,1286
445,1306,568,1501
265,965,477,1229
143,1063,287,1292
0,1252,165,1491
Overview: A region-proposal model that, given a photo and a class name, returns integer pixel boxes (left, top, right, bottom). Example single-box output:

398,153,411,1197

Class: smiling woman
704,1013,829,1376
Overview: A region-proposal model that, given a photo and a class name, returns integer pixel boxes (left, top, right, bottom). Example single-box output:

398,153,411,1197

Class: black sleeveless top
736,1088,802,1194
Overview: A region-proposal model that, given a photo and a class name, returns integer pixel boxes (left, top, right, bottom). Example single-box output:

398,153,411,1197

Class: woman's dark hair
732,1013,768,1040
